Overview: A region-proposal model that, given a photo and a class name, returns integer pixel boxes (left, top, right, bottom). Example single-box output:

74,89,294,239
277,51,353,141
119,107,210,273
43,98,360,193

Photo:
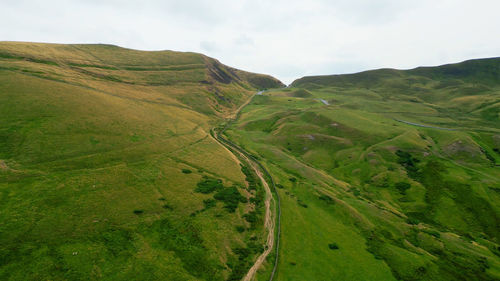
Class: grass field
0,42,284,280
225,58,500,280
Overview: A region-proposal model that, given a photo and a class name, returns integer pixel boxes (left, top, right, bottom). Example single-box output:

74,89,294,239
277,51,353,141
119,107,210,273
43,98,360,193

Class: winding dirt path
235,149,275,281
212,128,276,281
211,90,280,281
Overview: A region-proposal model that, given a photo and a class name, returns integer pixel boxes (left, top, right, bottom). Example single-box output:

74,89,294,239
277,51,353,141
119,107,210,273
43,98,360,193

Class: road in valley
395,119,456,131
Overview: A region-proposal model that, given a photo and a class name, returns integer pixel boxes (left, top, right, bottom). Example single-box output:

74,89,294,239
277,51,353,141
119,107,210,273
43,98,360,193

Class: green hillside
0,42,283,280
225,58,500,280
1,42,499,281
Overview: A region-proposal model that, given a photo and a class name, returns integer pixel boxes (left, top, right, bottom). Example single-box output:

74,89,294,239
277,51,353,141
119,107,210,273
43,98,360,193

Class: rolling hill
0,42,283,280
225,58,500,280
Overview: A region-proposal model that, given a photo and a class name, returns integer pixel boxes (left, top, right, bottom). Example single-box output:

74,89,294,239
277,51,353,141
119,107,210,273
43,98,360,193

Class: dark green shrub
195,177,223,194
247,241,263,254
233,247,251,260
243,211,258,226
328,243,339,250
227,246,255,280
481,147,496,165
319,194,334,204
395,182,411,194
181,168,192,174
350,188,361,196
133,210,144,215
214,186,247,212
297,200,308,208
249,196,258,204
240,164,259,190
289,177,297,183
203,199,216,210
396,150,420,178
423,229,441,238
250,185,265,209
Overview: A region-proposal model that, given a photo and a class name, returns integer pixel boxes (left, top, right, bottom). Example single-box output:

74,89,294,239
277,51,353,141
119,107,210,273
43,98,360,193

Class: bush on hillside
243,211,258,227
396,150,420,178
297,199,308,208
213,186,247,212
319,194,334,205
240,164,259,190
195,177,223,193
203,199,216,210
328,243,339,250
395,182,411,194
406,217,420,225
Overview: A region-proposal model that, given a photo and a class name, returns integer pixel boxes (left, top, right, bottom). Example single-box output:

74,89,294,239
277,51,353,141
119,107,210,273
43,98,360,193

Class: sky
1,0,499,84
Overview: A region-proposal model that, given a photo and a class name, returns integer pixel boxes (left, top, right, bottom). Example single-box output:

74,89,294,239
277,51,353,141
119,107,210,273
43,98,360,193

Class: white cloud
1,0,499,84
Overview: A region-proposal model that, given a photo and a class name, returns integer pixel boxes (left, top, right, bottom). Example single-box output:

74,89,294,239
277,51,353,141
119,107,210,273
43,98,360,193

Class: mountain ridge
0,41,284,115
292,57,500,87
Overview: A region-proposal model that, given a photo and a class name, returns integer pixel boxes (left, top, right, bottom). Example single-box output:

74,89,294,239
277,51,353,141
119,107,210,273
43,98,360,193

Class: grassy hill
292,57,500,129
226,58,500,280
0,42,283,280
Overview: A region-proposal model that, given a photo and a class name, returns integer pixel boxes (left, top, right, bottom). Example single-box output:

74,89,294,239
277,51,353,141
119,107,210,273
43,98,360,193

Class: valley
0,42,499,280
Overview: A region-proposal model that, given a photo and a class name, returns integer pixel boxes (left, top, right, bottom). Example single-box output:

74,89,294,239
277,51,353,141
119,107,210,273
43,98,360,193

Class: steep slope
226,58,500,280
0,42,283,280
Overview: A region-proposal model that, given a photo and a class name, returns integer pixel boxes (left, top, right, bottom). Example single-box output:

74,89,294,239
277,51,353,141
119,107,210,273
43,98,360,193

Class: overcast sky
1,0,499,84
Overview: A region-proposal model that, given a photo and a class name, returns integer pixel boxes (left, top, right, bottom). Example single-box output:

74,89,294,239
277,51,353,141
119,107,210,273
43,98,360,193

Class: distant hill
292,57,500,88
292,57,500,128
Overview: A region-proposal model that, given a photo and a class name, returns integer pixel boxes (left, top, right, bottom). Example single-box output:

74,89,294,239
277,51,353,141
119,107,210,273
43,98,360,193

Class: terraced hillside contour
0,42,284,280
